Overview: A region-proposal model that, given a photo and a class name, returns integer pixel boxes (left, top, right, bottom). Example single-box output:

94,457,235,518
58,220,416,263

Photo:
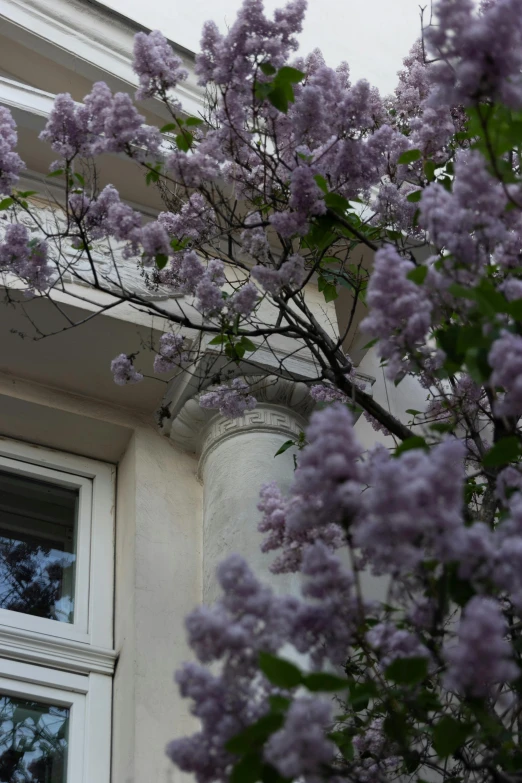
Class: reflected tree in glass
0,472,78,623
0,694,69,782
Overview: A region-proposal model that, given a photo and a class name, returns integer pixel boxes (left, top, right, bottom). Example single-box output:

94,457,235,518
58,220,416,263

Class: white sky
103,0,423,95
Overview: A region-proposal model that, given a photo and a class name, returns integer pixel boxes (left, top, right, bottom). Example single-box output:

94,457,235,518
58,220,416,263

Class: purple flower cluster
444,596,518,698
40,82,160,163
0,107,24,194
366,622,430,669
427,0,522,108
286,404,363,532
265,697,335,781
133,30,188,101
228,282,259,317
352,719,400,783
419,151,507,281
252,254,305,295
361,245,432,380
199,378,257,419
0,224,52,291
158,194,215,243
154,333,189,374
488,331,522,418
110,354,143,385
354,439,466,575
258,482,344,574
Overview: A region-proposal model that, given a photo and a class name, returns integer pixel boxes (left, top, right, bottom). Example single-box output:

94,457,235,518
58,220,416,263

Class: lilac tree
2,0,522,780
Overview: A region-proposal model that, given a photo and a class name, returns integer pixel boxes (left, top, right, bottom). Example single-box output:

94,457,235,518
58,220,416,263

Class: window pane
0,471,78,623
0,693,69,782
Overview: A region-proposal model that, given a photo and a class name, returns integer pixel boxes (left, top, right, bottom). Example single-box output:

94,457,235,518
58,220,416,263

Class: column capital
167,376,314,468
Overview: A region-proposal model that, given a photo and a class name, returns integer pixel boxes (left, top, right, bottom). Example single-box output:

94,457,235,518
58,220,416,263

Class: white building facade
0,2,427,781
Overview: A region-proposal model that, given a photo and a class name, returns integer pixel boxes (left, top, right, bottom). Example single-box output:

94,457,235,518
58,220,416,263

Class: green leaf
314,174,328,194
483,436,521,468
275,66,305,84
424,160,436,181
260,62,277,76
176,131,193,152
385,656,428,686
323,282,338,302
394,436,428,458
406,190,422,203
230,753,263,783
47,168,64,178
274,439,295,457
398,149,422,165
384,713,409,744
155,253,169,270
268,695,290,712
238,336,257,352
329,731,354,761
258,652,302,688
303,673,351,692
447,567,475,607
349,680,378,710
185,117,204,126
160,122,178,133
16,190,38,198
226,714,285,754
406,266,428,285
208,334,227,346
267,85,290,113
433,717,472,758
324,192,349,215
405,409,422,416
73,172,85,186
0,197,14,210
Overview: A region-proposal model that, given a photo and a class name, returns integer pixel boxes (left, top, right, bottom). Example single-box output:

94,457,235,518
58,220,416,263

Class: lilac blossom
427,0,522,109
178,250,206,292
140,220,171,261
354,439,466,575
241,213,270,260
227,282,259,317
154,333,188,374
0,107,24,194
258,482,344,574
133,30,188,101
40,84,161,163
251,254,305,295
419,151,508,278
488,330,522,417
264,697,335,781
292,542,360,667
0,224,53,291
110,354,144,385
444,596,518,698
361,245,432,380
158,194,215,242
366,622,430,669
352,719,400,783
199,378,257,418
286,403,363,532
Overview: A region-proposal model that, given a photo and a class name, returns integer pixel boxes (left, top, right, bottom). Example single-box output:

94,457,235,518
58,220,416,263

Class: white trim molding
0,624,117,676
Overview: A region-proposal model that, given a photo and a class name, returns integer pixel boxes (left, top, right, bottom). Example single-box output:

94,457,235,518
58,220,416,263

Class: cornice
0,0,204,117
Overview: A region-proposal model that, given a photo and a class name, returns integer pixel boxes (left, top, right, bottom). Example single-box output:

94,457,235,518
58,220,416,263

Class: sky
103,0,423,95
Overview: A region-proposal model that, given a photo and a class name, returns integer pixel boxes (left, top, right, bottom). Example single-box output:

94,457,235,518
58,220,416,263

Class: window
0,440,115,783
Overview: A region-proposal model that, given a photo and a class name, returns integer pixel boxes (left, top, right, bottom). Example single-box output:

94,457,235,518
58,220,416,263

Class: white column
169,377,314,603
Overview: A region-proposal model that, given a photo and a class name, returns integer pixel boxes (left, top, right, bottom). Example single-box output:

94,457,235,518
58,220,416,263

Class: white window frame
0,438,115,648
0,658,111,783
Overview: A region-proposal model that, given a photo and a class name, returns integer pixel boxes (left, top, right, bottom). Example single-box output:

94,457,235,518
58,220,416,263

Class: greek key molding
168,376,313,465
